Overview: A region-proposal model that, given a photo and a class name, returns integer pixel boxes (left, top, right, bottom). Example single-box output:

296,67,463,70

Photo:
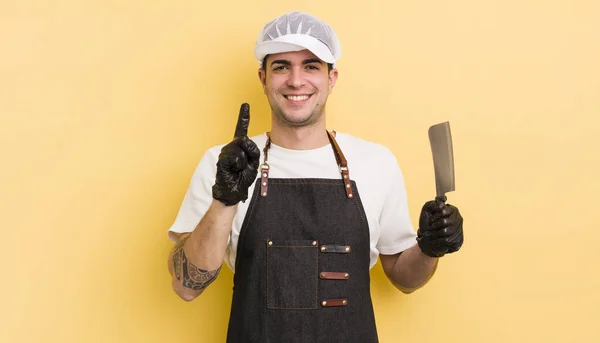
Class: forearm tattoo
172,239,221,291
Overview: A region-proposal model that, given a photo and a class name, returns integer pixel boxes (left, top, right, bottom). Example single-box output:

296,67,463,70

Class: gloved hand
416,196,464,258
212,103,261,206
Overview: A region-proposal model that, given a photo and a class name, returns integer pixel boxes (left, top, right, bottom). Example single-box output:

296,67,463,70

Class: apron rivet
322,301,327,306
321,246,326,252
262,192,267,196
262,182,267,186
345,246,350,252
349,193,353,198
268,241,273,246
345,273,349,278
320,273,325,278
312,241,317,246
262,173,267,177
343,300,348,305
343,175,348,179
346,184,350,188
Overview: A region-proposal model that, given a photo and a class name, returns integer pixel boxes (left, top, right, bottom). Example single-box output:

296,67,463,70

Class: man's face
258,49,338,127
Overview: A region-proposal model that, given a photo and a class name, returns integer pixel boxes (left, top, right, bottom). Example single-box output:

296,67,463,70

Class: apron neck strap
260,131,354,199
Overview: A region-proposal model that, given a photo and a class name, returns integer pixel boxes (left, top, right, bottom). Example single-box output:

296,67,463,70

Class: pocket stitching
266,243,318,310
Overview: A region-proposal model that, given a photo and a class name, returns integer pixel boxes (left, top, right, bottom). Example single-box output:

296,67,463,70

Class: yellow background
1,1,599,342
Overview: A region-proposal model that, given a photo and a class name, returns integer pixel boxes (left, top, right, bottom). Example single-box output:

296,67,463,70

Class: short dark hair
261,55,334,73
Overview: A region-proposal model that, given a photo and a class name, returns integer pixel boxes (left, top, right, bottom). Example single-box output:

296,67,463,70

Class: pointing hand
212,103,261,206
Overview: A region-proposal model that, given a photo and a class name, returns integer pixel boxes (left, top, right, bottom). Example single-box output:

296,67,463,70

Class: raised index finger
234,103,250,138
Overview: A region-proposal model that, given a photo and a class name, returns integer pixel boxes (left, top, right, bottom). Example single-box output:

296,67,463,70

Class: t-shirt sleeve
167,149,218,243
376,151,418,255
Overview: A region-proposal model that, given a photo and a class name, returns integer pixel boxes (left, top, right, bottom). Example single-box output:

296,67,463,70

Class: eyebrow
270,59,324,67
302,59,323,65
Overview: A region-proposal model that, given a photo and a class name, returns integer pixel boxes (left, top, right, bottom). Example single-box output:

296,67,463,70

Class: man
167,11,463,342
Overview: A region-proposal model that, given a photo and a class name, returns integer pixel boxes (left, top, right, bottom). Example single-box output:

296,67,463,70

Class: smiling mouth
284,94,311,102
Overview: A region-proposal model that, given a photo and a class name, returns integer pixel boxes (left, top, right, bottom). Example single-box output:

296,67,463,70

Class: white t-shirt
168,132,418,271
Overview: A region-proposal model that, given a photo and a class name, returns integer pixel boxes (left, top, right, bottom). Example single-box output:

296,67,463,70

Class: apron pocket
266,239,318,310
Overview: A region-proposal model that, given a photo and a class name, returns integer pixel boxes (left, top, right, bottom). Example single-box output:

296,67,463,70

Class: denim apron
225,131,379,343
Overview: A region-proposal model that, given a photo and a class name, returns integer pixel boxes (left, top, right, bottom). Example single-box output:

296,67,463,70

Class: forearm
168,200,236,301
185,200,236,270
384,244,439,294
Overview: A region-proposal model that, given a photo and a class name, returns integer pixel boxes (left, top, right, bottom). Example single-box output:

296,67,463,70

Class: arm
167,103,260,302
168,200,237,301
376,148,463,294
380,246,438,294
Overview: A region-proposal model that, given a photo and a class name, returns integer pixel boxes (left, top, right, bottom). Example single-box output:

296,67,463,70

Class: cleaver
428,121,455,200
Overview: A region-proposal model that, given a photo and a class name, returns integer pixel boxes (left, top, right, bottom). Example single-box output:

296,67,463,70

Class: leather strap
261,131,353,199
321,298,348,307
326,131,353,199
319,245,351,253
260,134,272,197
319,272,350,280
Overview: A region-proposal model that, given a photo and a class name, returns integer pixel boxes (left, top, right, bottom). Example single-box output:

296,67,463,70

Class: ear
258,68,267,94
328,68,339,94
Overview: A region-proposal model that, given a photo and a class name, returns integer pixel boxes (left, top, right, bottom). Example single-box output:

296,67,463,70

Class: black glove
417,196,464,258
212,103,261,206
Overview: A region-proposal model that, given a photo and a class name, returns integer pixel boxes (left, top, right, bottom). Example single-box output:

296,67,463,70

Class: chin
279,111,320,127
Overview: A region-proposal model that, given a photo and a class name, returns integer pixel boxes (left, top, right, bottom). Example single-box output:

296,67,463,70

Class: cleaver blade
428,121,455,199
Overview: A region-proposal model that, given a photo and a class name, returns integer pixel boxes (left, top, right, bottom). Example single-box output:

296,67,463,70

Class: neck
269,119,330,150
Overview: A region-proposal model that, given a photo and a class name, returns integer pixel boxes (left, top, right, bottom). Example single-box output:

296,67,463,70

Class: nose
286,67,306,88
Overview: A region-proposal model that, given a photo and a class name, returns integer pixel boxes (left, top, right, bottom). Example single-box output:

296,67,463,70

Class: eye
273,65,288,71
305,65,320,70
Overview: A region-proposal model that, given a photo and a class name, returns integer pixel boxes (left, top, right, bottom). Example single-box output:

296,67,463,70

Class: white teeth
286,95,309,101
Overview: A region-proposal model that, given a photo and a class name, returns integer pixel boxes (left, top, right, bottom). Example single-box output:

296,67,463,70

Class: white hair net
254,12,342,68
